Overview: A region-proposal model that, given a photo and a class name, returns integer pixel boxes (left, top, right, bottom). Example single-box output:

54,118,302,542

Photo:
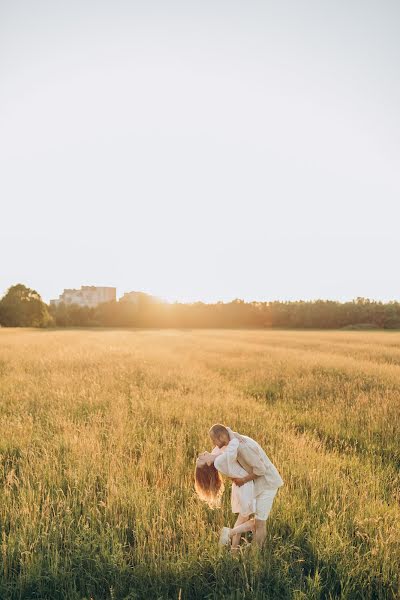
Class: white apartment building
50,286,116,307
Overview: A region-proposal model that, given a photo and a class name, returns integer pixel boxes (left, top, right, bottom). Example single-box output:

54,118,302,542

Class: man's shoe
219,527,232,546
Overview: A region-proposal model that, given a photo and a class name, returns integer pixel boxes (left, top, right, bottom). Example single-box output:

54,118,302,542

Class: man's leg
254,519,267,547
253,488,278,548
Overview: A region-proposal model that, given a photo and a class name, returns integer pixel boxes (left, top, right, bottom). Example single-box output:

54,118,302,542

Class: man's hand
231,477,247,487
230,473,255,487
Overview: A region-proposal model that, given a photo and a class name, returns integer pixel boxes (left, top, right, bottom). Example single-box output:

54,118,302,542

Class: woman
195,438,256,548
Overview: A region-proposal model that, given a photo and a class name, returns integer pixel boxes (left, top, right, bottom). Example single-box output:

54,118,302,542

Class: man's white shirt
225,427,284,493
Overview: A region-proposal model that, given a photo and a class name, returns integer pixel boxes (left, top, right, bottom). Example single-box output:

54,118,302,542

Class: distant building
50,286,116,307
120,291,159,304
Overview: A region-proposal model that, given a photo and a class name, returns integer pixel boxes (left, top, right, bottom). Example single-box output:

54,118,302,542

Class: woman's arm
223,437,240,459
211,446,223,456
223,438,254,483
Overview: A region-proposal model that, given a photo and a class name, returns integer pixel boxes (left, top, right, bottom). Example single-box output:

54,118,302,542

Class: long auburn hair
195,462,225,509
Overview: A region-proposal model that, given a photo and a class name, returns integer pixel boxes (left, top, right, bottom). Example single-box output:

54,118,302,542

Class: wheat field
0,328,399,600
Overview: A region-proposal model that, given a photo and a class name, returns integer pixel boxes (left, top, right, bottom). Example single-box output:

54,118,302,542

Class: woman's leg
230,515,255,548
230,515,247,549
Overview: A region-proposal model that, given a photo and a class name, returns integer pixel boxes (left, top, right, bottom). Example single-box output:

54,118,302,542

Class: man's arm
231,470,258,487
226,430,268,476
231,443,267,486
239,443,268,476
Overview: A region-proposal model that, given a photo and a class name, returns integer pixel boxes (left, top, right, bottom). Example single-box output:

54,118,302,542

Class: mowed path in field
0,329,399,600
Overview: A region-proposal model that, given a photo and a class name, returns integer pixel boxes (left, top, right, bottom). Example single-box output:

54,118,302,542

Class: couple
195,424,283,549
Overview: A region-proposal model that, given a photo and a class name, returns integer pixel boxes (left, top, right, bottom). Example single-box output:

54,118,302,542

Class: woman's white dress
212,439,255,517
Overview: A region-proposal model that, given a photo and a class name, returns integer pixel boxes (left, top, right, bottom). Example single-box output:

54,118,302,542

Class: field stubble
0,328,399,599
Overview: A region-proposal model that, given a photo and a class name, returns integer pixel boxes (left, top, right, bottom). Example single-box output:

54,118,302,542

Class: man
209,423,283,548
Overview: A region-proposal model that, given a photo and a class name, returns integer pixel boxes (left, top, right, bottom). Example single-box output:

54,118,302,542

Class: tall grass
0,329,399,599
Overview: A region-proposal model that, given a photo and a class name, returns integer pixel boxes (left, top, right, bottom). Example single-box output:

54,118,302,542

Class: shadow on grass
0,550,290,600
274,519,399,600
1,531,398,600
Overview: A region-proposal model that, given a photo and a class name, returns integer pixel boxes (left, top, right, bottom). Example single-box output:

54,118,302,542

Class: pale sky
1,1,399,304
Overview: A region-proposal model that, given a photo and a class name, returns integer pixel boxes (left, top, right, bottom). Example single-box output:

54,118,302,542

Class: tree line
1,283,400,329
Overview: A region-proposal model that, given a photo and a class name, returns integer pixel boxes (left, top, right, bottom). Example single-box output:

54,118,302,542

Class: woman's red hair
195,463,224,509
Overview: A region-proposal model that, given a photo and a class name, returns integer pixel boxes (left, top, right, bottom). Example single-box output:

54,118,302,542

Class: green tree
0,284,52,327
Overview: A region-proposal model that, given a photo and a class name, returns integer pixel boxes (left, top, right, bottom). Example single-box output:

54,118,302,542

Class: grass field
0,328,399,600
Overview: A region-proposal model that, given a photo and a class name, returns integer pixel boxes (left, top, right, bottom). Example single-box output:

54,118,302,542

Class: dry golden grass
0,328,399,599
